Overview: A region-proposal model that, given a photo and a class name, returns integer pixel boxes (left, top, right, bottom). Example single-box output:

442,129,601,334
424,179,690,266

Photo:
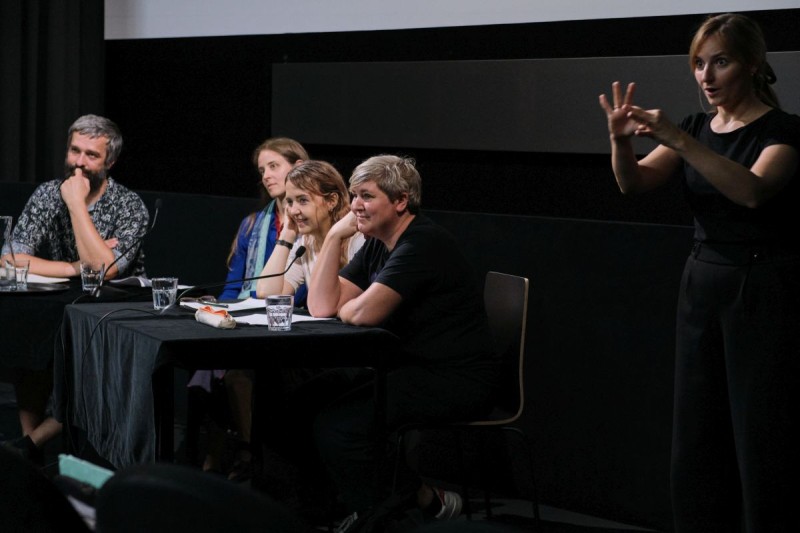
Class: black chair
392,271,539,526
94,462,309,532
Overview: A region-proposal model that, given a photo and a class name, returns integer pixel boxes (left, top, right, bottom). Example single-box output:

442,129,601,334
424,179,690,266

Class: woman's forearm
307,234,345,317
255,243,292,298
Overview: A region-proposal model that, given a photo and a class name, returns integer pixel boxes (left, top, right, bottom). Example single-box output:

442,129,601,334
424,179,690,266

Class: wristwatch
276,239,293,250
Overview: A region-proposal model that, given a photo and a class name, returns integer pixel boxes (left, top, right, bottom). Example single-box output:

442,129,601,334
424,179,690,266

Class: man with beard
1,114,148,463
3,114,148,278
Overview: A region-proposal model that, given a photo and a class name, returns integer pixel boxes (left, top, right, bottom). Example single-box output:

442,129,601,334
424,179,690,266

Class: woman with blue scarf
220,137,309,300
191,137,308,477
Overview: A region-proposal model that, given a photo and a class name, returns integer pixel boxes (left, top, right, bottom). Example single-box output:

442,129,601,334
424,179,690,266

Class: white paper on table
180,297,266,313
110,276,150,287
234,313,335,326
110,276,191,290
27,273,70,284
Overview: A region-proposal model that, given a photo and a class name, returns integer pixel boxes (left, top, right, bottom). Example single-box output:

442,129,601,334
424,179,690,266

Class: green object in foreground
58,454,114,489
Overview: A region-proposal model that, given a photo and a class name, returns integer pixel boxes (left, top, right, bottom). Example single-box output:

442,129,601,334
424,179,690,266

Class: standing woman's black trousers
671,242,800,533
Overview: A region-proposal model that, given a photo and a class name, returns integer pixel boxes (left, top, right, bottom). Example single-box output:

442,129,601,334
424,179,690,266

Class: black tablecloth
0,280,82,372
0,281,151,373
54,302,395,468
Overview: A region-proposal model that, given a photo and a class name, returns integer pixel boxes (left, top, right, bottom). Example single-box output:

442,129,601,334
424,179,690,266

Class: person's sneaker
333,511,358,533
433,488,462,520
226,458,254,483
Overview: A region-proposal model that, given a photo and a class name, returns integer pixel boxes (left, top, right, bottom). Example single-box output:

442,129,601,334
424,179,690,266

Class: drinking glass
80,261,105,293
152,277,179,310
13,259,30,290
0,216,16,291
266,294,294,331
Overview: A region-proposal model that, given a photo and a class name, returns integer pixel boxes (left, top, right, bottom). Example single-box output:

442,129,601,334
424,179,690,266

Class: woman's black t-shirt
679,109,800,246
339,214,497,377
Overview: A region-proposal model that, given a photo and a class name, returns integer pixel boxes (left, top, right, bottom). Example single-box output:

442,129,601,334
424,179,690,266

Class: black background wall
0,0,105,185
105,9,797,226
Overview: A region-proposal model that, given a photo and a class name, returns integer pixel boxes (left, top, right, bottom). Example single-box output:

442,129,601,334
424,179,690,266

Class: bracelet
276,239,293,250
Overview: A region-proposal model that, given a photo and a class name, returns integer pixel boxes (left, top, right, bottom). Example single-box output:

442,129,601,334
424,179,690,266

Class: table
54,301,397,469
0,281,152,374
0,280,83,373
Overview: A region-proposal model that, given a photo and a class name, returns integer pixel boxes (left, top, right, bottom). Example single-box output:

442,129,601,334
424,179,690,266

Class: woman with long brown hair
220,137,307,299
256,160,364,298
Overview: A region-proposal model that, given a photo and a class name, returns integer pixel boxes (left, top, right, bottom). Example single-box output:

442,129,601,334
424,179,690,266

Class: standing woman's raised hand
598,81,638,140
626,107,686,151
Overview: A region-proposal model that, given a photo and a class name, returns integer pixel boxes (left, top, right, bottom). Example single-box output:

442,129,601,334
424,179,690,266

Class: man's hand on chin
60,169,91,208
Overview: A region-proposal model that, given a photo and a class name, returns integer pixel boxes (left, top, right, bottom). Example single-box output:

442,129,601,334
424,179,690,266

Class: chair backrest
473,271,529,426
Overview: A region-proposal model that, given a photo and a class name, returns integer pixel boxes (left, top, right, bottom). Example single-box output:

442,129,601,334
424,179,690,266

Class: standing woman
256,160,365,298
220,137,307,299
599,13,800,532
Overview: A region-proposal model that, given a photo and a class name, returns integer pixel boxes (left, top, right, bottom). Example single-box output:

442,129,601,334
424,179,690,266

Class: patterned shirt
4,178,149,276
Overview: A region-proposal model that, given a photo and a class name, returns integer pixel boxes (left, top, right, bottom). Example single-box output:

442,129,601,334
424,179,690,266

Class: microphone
90,198,162,299
168,245,307,311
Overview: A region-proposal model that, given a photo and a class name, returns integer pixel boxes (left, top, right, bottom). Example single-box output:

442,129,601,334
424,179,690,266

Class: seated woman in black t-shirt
308,155,499,526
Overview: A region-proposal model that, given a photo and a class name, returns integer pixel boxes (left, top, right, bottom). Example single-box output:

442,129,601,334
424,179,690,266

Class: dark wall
428,210,692,531
270,54,800,153
104,9,798,226
0,0,106,185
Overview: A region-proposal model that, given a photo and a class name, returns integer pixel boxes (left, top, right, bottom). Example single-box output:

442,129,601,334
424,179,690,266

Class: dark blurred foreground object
0,447,91,532
95,462,309,532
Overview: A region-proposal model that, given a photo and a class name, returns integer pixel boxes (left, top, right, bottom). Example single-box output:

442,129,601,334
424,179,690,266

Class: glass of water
13,259,30,290
152,277,179,310
80,261,105,293
1,215,18,291
0,260,16,291
266,294,294,332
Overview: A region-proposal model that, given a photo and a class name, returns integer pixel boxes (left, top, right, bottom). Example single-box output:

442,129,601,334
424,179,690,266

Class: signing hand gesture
600,81,685,150
625,106,685,151
599,81,639,140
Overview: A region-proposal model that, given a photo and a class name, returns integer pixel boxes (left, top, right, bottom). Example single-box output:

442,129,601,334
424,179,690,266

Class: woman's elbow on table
308,291,344,318
338,304,378,327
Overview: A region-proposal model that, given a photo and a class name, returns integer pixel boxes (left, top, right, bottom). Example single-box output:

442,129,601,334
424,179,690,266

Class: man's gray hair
67,114,123,166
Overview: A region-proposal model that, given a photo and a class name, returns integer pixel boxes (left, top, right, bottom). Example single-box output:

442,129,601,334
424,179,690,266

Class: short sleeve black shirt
679,109,800,245
340,214,496,370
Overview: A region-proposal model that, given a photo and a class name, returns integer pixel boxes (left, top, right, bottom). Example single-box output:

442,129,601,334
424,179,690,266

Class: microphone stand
162,246,307,313
90,199,162,300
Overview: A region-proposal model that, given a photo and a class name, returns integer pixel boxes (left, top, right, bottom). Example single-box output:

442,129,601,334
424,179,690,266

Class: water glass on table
80,261,105,293
13,259,30,290
0,260,17,291
266,294,294,331
152,277,179,310
0,216,16,291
